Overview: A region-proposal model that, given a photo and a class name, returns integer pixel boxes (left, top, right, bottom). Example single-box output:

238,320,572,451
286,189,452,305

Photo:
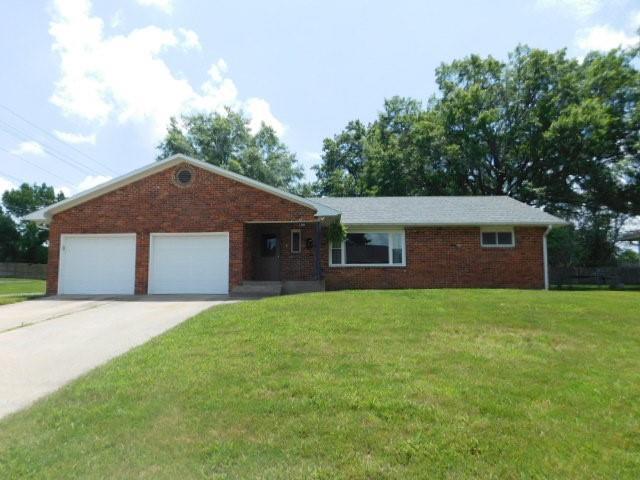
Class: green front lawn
0,290,639,478
0,277,46,305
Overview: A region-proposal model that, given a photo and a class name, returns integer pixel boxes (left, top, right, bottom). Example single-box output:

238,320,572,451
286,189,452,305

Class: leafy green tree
314,120,368,196
314,45,639,220
3,183,65,263
617,249,640,265
2,183,65,218
0,207,19,261
157,110,303,192
314,45,639,266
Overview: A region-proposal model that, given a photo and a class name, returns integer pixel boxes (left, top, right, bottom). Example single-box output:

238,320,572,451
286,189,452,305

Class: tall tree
157,110,303,192
3,183,65,263
0,207,19,261
2,183,65,218
314,45,639,219
313,45,639,266
314,120,368,196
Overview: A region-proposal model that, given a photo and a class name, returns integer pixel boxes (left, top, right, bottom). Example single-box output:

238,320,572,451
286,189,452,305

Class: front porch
234,221,325,296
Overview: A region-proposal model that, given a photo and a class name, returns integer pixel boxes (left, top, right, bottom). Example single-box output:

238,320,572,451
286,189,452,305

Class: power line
0,103,119,176
0,145,74,185
0,120,98,176
0,169,27,185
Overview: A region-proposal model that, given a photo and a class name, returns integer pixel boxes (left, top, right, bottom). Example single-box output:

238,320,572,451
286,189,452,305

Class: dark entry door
256,233,280,280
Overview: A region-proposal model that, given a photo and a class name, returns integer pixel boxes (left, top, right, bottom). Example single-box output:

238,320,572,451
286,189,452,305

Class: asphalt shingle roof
309,196,566,226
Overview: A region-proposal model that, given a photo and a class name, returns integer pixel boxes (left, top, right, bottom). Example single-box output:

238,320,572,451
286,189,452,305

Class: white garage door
59,234,136,295
148,233,229,294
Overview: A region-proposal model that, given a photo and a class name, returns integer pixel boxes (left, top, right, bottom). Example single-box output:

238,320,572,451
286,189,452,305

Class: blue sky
0,0,638,198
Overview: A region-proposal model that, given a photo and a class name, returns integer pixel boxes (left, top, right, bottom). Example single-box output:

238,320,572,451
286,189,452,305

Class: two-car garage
58,233,229,295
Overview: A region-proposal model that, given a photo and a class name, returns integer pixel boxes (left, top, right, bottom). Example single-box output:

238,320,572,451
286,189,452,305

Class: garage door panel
149,234,229,294
59,235,136,295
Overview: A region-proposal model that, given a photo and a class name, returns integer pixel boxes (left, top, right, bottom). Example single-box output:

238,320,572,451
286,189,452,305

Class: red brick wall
279,224,317,281
46,163,547,293
322,227,546,290
243,223,317,281
47,163,317,294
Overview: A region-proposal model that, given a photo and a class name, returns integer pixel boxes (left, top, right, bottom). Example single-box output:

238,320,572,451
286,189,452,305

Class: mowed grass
0,277,45,305
1,290,639,479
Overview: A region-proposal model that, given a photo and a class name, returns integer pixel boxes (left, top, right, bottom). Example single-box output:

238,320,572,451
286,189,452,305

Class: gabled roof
25,154,336,222
309,196,566,226
24,154,565,227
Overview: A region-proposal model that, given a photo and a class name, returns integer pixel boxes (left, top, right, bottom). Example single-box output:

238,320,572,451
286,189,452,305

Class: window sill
481,245,515,249
329,263,407,268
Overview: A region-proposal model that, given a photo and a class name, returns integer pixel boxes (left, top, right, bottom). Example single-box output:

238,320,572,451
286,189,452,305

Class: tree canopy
314,46,639,221
1,183,65,263
157,109,303,192
312,45,639,267
152,45,639,268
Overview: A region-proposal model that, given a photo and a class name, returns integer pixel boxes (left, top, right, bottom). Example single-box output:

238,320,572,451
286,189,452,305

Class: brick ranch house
26,154,565,296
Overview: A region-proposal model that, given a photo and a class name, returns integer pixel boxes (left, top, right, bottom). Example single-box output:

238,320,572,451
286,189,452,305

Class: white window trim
291,229,301,254
480,226,515,248
329,229,406,267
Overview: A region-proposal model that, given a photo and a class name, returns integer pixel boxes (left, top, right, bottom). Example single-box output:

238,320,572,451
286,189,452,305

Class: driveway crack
0,301,114,335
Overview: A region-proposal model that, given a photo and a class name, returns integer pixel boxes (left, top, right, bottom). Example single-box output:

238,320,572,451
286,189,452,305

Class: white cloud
576,25,638,52
49,0,284,140
0,177,16,199
245,98,285,137
110,9,123,28
55,185,73,198
53,129,97,145
56,174,112,198
11,141,45,156
178,28,200,50
536,0,602,18
135,0,173,14
630,10,640,29
76,174,111,191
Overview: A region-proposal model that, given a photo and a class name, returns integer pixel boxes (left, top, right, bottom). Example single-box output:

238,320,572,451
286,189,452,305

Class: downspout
314,221,322,281
543,225,552,290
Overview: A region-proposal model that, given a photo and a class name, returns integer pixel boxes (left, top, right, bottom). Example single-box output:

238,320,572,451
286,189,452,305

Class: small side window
291,229,301,254
481,232,497,246
497,232,513,245
481,228,514,248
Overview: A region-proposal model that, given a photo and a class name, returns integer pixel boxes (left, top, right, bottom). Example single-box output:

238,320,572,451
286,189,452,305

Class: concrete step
282,280,325,295
231,281,283,297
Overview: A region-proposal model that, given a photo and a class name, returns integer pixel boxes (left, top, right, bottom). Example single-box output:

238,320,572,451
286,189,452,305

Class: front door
255,233,280,280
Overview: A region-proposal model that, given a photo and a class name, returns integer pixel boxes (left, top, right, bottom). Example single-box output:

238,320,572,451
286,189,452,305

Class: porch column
314,221,322,280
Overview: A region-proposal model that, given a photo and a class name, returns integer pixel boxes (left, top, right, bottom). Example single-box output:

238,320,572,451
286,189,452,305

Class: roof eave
339,220,568,227
22,154,322,221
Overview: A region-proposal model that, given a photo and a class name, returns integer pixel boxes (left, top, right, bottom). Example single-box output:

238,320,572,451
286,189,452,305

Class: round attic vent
175,167,194,187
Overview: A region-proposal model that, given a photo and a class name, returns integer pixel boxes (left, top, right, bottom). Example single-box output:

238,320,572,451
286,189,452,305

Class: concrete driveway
0,296,233,419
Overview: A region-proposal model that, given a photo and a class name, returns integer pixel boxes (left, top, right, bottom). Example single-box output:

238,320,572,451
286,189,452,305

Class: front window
330,231,405,266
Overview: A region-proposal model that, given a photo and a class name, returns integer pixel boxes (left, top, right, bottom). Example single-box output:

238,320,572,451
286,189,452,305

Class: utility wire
0,169,27,185
0,120,99,176
0,145,74,185
0,103,119,175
